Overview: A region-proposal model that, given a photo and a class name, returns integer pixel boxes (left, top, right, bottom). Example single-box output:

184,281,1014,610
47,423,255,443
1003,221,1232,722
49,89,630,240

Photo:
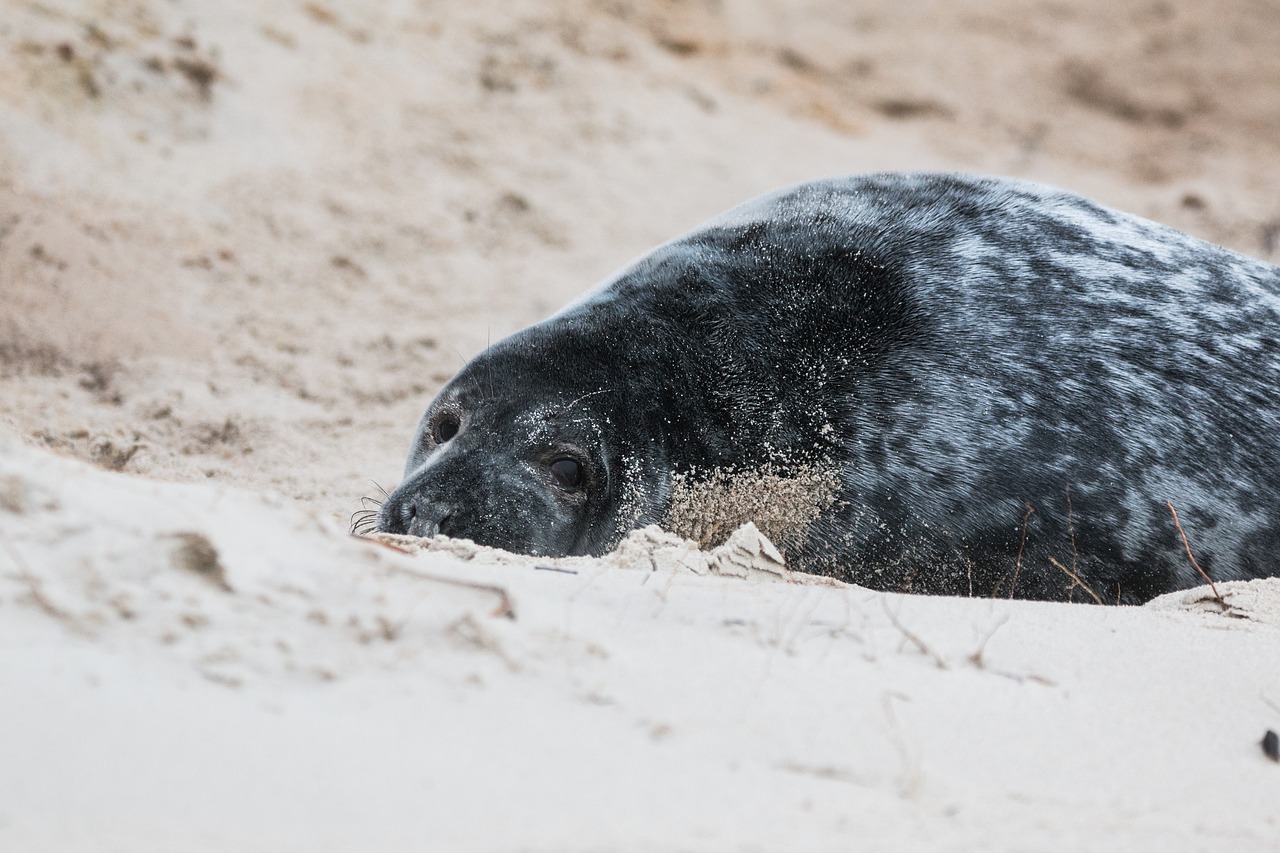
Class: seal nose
378,489,455,539
406,501,455,538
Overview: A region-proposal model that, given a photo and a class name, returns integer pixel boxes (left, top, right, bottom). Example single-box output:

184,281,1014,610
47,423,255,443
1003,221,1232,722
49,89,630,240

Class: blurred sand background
2,0,1278,525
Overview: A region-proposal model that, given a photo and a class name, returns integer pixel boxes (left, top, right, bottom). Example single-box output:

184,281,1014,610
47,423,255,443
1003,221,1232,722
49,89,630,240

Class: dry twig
1048,555,1103,605
967,614,1010,668
1008,502,1035,599
1166,501,1223,605
386,563,516,620
0,535,87,632
880,597,947,669
534,564,579,575
1065,485,1079,576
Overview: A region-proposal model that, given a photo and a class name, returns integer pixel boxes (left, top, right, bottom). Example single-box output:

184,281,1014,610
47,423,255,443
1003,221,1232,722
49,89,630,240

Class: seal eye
432,412,460,444
549,457,583,490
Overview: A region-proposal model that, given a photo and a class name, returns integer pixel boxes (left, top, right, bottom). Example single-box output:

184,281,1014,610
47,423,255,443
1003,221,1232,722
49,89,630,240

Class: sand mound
3,439,1280,850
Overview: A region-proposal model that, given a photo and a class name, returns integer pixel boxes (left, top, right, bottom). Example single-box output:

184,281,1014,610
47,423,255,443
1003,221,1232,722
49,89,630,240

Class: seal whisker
349,506,380,535
548,388,613,424
482,327,496,402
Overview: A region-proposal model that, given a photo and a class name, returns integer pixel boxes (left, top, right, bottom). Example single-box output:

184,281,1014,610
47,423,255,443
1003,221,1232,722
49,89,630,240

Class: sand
2,0,1279,849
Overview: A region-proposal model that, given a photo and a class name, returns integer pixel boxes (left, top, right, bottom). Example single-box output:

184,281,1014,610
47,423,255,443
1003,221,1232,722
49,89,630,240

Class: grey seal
375,173,1280,604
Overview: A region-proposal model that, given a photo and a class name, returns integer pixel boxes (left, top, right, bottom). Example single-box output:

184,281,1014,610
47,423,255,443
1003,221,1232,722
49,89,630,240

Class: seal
376,172,1280,604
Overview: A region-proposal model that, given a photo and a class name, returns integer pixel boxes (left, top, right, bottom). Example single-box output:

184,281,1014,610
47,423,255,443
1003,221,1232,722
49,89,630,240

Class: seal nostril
397,501,455,539
435,508,455,537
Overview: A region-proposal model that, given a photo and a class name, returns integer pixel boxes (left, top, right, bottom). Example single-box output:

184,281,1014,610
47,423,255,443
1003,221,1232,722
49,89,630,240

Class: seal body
378,173,1280,603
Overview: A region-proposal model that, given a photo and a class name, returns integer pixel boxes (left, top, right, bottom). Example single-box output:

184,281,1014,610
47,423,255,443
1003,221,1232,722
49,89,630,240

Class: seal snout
378,488,456,539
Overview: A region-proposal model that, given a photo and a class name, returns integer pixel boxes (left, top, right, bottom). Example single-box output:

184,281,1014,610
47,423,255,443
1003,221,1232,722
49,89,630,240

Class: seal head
378,216,894,559
378,320,673,557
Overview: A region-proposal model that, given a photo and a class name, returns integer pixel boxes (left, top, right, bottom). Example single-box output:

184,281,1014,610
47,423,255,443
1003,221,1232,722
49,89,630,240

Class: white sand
3,439,1279,851
3,1,1280,849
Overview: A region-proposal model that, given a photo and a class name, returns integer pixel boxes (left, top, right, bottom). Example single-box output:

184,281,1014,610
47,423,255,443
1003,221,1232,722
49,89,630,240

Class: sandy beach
2,1,1279,849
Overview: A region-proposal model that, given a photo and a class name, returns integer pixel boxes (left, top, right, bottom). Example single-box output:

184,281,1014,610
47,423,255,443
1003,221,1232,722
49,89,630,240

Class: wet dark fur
378,173,1280,604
